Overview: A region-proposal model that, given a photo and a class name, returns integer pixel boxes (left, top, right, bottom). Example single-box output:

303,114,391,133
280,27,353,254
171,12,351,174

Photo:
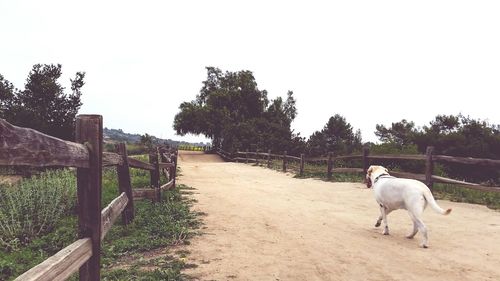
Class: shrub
0,169,76,251
127,144,149,155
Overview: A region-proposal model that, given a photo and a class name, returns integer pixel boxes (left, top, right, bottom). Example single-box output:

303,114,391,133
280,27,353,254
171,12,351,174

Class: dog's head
365,165,389,188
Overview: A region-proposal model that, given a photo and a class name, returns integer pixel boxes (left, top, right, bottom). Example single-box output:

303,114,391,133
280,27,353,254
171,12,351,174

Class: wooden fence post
149,153,160,202
172,149,177,188
149,153,156,189
426,146,435,190
267,149,271,168
245,149,249,164
362,145,370,176
256,149,260,165
76,115,102,281
283,151,287,172
300,153,305,177
116,143,134,224
154,152,161,202
327,152,334,180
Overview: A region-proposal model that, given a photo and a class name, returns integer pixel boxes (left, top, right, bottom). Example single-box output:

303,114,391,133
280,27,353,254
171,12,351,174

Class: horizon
1,1,499,144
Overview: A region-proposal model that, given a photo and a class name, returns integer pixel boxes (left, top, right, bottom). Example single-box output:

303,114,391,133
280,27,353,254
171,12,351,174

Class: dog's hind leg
406,212,419,239
408,197,429,247
375,215,382,227
415,218,428,248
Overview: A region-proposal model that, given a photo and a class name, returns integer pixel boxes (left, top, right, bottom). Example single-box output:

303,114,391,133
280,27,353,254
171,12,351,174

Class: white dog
366,165,451,248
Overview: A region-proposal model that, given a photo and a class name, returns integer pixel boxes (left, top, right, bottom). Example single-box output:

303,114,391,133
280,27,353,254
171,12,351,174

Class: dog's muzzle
366,177,372,188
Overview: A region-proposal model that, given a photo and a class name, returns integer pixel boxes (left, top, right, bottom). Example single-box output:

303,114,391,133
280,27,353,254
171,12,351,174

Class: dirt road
178,151,500,281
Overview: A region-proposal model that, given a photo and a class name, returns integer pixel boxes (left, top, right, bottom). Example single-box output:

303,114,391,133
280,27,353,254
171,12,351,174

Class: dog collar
373,173,392,184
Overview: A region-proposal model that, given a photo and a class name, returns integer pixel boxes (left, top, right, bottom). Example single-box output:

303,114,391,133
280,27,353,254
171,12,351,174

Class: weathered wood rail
0,116,178,281
215,146,500,193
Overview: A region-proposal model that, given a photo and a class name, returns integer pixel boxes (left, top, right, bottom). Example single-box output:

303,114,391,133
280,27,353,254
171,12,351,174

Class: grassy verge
99,184,200,280
1,156,200,280
262,159,364,182
432,183,500,210
252,159,499,210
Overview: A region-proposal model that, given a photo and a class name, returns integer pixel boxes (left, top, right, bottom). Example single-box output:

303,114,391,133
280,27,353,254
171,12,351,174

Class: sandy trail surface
178,151,500,281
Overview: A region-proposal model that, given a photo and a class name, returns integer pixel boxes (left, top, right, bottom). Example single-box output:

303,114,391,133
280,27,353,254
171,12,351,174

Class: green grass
0,156,199,281
251,158,499,210
432,183,500,210
177,145,206,151
0,169,76,251
99,184,200,280
260,159,364,183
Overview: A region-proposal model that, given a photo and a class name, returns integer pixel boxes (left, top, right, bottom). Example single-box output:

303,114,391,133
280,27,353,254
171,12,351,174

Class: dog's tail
423,189,452,215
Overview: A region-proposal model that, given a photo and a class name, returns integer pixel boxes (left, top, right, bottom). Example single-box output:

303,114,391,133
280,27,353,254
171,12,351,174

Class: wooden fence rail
1,116,178,281
215,146,500,193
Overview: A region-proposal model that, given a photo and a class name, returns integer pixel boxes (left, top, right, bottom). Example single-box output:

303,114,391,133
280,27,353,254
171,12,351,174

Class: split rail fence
0,115,178,281
216,147,500,193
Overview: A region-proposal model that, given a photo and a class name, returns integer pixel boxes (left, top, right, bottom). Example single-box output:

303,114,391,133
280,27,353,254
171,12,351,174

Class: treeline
0,64,84,141
173,67,301,155
174,67,500,184
0,64,205,156
374,116,500,183
173,67,364,156
104,129,206,155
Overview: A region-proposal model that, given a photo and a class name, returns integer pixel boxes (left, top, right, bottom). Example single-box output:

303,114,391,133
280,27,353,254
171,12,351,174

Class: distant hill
103,127,208,146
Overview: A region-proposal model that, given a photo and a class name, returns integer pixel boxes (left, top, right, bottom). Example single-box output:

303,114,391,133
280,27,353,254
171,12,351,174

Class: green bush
0,169,76,251
433,184,500,210
127,144,150,155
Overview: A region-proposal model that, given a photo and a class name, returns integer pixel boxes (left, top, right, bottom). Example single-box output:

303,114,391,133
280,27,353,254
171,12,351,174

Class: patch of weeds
101,184,202,279
433,184,500,210
103,262,186,280
0,216,77,280
247,158,499,210
2,155,200,281
175,250,191,258
0,169,76,251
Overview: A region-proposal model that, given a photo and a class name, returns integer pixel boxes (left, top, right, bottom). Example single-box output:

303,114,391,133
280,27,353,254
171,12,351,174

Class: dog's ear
366,166,373,188
367,166,374,176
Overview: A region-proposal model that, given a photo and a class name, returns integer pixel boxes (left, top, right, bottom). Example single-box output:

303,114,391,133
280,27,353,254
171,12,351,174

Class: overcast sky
1,0,499,143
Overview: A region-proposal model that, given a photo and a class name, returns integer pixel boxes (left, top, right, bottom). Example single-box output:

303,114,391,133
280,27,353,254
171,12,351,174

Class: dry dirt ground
177,151,500,281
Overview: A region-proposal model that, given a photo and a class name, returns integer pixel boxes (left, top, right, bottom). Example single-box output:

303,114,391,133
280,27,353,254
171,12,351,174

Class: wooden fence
0,115,178,281
215,147,500,193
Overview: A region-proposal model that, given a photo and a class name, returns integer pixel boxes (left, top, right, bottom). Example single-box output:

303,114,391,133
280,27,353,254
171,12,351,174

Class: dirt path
178,151,500,281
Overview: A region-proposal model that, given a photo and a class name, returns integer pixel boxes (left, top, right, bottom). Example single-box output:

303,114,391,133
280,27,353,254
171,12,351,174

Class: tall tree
306,114,361,156
174,67,297,153
375,119,417,147
0,74,15,118
140,133,154,151
0,64,85,140
376,114,500,183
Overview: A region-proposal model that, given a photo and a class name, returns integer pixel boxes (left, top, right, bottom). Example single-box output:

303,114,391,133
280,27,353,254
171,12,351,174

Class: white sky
1,0,499,144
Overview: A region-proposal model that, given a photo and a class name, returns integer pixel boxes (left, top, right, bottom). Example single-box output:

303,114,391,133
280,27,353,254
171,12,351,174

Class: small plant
0,169,76,251
1,155,198,281
433,184,500,210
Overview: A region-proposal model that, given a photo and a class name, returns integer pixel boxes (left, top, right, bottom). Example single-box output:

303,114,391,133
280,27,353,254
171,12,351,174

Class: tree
306,114,361,156
174,67,297,153
0,74,15,118
376,114,500,184
375,119,417,147
306,131,327,156
0,64,85,140
140,133,153,151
